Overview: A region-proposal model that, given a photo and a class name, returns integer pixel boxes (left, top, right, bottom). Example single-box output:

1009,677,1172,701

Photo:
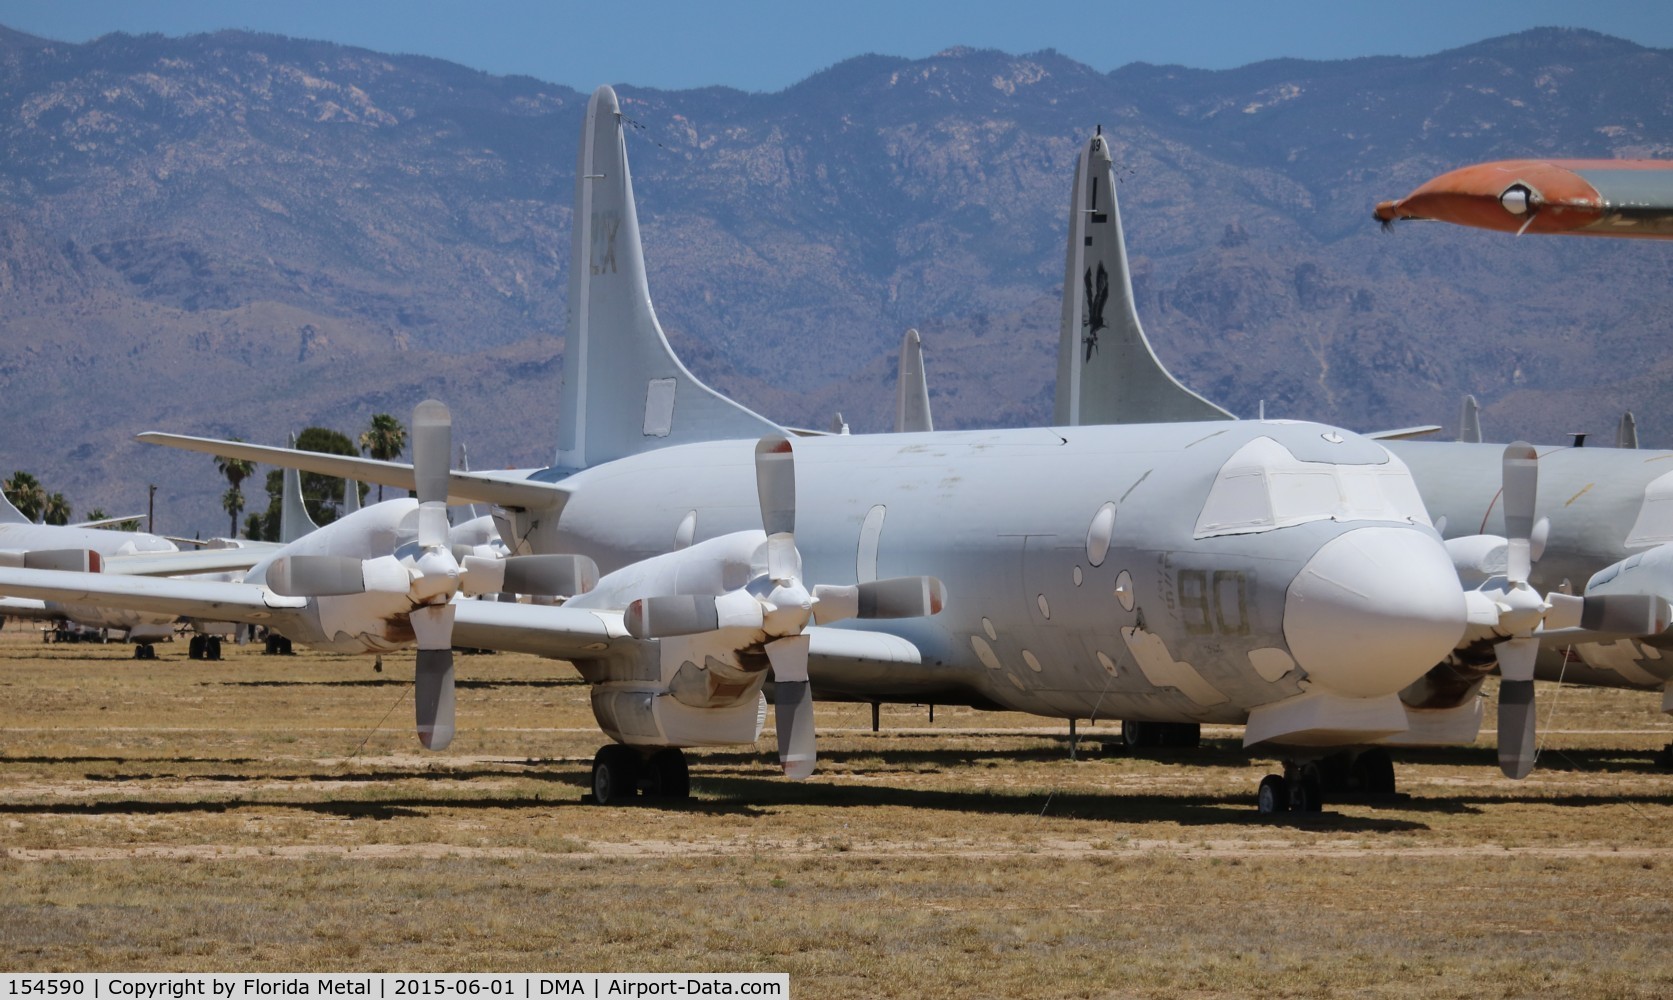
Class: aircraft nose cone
1284,527,1466,698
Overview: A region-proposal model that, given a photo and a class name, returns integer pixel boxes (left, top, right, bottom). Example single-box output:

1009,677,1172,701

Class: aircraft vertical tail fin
1054,130,1233,426
895,328,933,433
0,486,29,524
1618,411,1638,449
556,85,782,470
1459,395,1483,443
278,435,317,544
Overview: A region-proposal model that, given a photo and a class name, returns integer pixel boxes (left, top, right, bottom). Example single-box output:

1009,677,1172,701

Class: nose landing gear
1256,748,1398,814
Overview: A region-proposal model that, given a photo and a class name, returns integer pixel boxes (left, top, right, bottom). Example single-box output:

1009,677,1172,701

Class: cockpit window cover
1195,437,1430,538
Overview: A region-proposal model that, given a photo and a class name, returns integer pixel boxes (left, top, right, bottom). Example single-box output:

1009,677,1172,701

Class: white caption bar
1,976,789,1000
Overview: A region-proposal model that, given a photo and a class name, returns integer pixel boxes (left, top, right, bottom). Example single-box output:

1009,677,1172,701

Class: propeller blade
754,436,796,538
1495,635,1539,779
1497,678,1537,779
1580,593,1672,635
266,554,367,597
412,400,452,508
413,400,452,551
462,554,600,597
5,548,103,573
811,576,947,624
627,594,719,639
1501,442,1538,585
410,602,457,750
767,634,815,780
414,647,456,751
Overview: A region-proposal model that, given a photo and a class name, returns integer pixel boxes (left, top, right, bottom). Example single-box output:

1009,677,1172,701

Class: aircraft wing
450,599,634,661
0,567,306,621
103,545,282,577
136,432,568,510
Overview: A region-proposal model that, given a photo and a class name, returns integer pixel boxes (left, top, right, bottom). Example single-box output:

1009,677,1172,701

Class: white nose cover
1284,527,1467,698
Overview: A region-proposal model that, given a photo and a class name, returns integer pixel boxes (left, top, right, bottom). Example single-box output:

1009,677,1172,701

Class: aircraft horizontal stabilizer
1365,425,1442,441
137,432,566,510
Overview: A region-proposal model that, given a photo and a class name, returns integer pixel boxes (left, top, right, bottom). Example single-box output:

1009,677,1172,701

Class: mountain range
2,24,1670,536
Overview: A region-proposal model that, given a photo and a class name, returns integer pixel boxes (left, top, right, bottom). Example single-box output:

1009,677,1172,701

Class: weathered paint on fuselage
551,420,1453,725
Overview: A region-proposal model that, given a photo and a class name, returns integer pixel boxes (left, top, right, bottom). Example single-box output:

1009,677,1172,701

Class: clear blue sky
1,0,1669,93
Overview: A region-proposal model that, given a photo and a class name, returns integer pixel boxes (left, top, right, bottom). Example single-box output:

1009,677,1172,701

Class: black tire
1124,720,1200,749
1351,748,1396,795
1296,765,1324,813
592,744,641,805
1165,723,1202,749
188,635,204,660
1257,774,1289,814
207,636,222,661
645,748,691,799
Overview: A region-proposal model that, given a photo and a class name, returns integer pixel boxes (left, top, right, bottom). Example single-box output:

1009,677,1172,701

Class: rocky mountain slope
1,25,1670,534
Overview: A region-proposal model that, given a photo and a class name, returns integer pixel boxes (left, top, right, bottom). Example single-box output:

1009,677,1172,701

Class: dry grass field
3,622,1673,997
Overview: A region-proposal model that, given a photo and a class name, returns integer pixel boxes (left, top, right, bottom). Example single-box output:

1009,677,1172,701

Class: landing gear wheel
188,635,205,660
1350,748,1396,794
206,636,222,661
591,744,641,806
1123,720,1201,750
1257,774,1289,814
133,643,156,661
1294,764,1324,813
644,748,691,799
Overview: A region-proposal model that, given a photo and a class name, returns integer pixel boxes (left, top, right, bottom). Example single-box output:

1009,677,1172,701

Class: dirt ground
2,622,1672,997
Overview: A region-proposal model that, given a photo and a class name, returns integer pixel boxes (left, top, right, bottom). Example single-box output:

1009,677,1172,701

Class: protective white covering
1194,437,1430,538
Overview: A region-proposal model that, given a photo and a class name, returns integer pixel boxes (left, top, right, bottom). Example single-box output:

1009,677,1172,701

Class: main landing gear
132,643,157,660
1256,748,1398,815
589,745,692,805
187,635,223,660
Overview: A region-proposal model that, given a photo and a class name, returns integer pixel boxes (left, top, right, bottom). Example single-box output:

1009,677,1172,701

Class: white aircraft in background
4,85,1643,815
1051,126,1673,779
0,486,269,657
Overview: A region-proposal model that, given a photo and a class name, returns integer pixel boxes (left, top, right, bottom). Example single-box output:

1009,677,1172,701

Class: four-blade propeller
625,435,945,779
265,400,597,750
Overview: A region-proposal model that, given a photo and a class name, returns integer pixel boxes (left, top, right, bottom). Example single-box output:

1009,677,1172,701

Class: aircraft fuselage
549,420,1468,738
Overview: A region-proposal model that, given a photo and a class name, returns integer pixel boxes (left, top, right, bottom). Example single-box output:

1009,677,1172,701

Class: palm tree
215,443,255,539
221,487,244,538
4,471,46,522
41,492,71,526
359,414,407,502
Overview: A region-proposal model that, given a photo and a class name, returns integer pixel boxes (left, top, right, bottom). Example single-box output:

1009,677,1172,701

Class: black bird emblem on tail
1082,262,1109,362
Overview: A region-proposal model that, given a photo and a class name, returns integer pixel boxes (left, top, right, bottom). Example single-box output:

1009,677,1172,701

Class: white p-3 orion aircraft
1052,126,1673,782
0,86,1640,814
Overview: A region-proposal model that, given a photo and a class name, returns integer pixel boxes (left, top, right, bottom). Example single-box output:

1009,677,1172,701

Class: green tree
4,471,46,522
359,413,407,502
215,444,256,539
41,492,70,526
257,428,360,532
